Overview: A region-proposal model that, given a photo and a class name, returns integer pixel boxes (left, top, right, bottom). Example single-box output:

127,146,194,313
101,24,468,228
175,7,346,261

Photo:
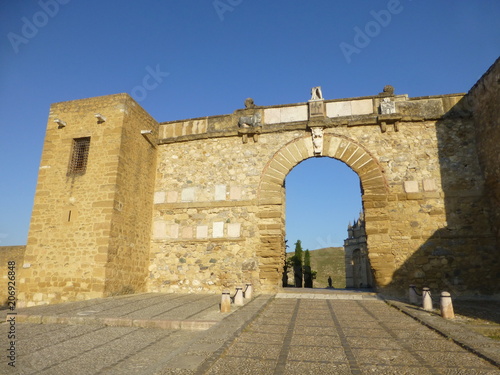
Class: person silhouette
328,276,333,288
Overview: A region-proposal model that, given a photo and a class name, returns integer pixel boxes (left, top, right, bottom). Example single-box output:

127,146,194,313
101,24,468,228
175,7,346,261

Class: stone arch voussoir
256,134,390,292
259,134,388,202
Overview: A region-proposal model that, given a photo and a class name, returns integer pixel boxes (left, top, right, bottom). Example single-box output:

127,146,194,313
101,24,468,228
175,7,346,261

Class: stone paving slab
276,288,381,300
203,298,500,374
0,294,274,375
2,293,500,374
1,293,226,331
276,292,381,300
385,298,500,369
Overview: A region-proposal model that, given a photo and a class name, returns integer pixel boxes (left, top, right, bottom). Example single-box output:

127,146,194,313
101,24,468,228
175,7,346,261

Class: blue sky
0,1,498,249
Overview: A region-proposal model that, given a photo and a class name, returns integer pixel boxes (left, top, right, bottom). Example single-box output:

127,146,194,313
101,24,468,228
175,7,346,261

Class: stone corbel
377,114,402,133
380,122,387,133
238,127,261,144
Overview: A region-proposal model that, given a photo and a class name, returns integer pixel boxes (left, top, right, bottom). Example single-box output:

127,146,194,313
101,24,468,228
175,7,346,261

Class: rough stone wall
151,92,498,296
470,58,500,255
0,246,25,306
19,94,158,306
104,97,159,296
21,61,499,306
149,131,295,293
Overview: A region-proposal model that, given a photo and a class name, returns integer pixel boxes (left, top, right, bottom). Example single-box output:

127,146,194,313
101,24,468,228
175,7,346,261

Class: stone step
275,292,382,300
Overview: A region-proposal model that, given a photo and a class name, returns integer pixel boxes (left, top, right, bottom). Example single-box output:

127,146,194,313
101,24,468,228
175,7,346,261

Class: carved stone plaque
380,98,396,114
309,101,325,118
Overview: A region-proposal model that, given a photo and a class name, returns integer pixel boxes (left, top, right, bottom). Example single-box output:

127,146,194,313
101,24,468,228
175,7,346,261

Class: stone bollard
422,287,433,311
220,290,231,313
244,283,253,300
440,291,455,319
234,286,244,306
409,285,418,305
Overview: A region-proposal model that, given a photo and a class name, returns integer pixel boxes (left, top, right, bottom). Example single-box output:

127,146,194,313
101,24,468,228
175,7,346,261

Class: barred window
68,137,90,175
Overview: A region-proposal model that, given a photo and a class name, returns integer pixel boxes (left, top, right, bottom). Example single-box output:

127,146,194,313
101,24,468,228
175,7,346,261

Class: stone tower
18,94,158,306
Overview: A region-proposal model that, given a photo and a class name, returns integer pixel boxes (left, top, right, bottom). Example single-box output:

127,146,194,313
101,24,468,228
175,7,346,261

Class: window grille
68,137,90,175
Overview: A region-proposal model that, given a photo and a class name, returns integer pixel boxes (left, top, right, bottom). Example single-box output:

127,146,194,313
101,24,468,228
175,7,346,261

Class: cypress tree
292,240,303,287
303,249,313,288
304,249,311,267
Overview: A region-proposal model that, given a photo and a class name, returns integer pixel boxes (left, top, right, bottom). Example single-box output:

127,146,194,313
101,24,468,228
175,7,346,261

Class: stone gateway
16,58,500,307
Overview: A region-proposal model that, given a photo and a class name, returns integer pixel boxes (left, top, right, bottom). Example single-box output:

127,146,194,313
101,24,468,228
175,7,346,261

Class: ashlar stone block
326,101,351,117
227,223,241,238
167,224,179,239
181,226,193,239
264,108,281,124
423,179,437,192
213,222,224,238
404,181,419,193
351,99,373,115
230,185,242,200
215,184,227,201
280,106,308,123
166,191,178,203
181,187,196,202
196,226,208,239
153,221,167,239
154,191,165,204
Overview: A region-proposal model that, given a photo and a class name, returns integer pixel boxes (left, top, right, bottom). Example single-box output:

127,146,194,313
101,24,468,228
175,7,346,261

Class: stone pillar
422,287,433,311
440,291,455,319
234,287,244,306
220,290,231,313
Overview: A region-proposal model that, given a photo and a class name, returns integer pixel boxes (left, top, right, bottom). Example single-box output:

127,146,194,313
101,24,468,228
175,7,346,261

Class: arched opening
284,157,363,289
257,134,389,293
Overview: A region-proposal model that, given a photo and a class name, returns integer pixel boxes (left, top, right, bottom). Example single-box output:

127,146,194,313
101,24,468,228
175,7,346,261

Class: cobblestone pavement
203,298,500,375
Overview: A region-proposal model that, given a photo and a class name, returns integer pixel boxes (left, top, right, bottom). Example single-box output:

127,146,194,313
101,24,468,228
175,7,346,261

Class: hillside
285,247,346,288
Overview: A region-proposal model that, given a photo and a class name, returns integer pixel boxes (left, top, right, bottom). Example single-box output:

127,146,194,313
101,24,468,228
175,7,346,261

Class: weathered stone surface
17,60,500,306
18,94,159,307
0,246,25,306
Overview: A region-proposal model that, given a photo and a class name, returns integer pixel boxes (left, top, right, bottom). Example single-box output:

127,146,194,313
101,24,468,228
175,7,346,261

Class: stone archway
257,133,390,292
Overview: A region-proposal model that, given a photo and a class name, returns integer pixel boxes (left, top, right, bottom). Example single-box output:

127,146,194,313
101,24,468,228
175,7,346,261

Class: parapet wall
158,93,461,142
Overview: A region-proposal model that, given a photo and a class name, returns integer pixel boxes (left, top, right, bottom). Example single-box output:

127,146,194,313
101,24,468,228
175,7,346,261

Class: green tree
291,240,303,287
304,249,311,267
294,240,303,264
303,249,313,288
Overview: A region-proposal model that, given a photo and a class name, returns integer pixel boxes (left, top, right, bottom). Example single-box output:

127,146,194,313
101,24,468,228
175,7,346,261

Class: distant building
344,213,374,288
